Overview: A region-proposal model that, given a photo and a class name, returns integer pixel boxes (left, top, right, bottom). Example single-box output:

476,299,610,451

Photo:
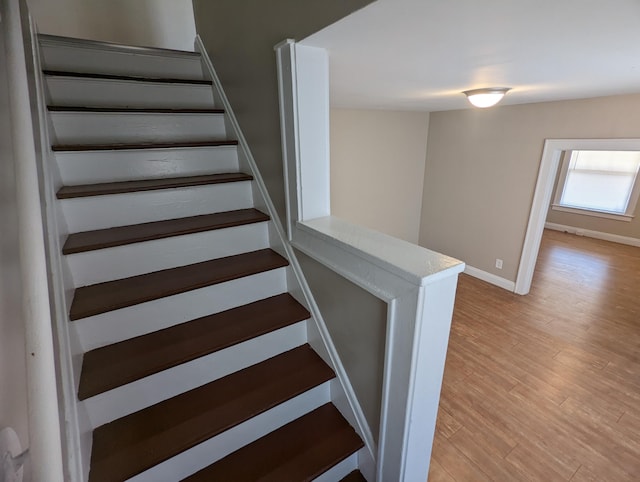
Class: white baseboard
545,222,640,248
464,265,515,292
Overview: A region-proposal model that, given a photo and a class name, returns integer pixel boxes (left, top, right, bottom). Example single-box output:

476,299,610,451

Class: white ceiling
300,0,640,112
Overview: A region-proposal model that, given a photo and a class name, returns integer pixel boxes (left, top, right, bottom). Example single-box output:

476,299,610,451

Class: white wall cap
298,216,464,287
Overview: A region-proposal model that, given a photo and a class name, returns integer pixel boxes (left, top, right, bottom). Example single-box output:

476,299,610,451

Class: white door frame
514,138,640,295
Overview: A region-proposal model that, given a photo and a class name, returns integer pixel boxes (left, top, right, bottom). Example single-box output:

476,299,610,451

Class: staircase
37,34,367,481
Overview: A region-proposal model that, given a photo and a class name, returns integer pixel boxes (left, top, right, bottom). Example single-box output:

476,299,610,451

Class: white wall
0,31,29,454
27,0,196,50
331,109,429,243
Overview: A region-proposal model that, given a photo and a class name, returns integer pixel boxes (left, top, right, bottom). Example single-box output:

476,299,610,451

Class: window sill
551,204,634,222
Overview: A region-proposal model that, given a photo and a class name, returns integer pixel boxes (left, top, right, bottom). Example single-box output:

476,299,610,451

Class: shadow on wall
192,0,375,223
27,0,196,50
0,34,29,458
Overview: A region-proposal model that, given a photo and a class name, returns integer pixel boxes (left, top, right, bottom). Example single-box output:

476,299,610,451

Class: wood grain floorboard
63,208,269,254
339,470,368,482
89,345,334,482
52,140,238,152
182,404,362,482
57,172,252,199
43,69,214,85
78,293,310,400
430,230,640,481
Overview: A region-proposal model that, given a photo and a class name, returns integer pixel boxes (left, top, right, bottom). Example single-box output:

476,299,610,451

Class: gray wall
420,93,640,282
296,251,386,440
28,0,196,50
192,0,374,222
0,32,29,451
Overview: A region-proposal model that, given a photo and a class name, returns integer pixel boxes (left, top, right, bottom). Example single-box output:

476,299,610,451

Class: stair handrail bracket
275,40,464,481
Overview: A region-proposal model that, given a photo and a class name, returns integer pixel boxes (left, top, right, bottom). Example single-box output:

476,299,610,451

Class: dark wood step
341,470,368,482
43,70,213,85
69,248,287,320
89,345,335,482
52,139,238,152
57,172,252,199
78,293,310,400
183,403,364,482
48,105,224,114
63,208,269,255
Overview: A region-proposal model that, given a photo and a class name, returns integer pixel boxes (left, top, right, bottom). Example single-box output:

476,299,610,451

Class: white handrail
2,0,64,480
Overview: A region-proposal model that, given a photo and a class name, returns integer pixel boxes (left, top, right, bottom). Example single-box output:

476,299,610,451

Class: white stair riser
62,181,253,232
50,112,226,144
40,42,204,80
74,268,288,351
85,322,308,428
67,222,270,286
312,453,359,482
45,77,215,109
55,146,239,184
128,383,331,482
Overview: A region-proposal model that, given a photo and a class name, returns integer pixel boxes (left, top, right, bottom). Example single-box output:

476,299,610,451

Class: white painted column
2,0,65,480
276,40,331,238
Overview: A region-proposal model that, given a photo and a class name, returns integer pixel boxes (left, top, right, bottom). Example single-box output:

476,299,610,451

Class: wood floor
429,229,640,481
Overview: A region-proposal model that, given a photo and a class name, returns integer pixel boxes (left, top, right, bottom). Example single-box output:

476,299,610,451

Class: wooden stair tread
69,248,287,320
52,139,238,152
78,293,310,400
341,470,368,482
89,345,334,482
56,172,252,199
63,208,269,254
48,105,224,114
183,403,364,482
43,69,213,85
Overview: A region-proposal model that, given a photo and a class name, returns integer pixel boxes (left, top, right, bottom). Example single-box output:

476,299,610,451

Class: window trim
551,149,640,222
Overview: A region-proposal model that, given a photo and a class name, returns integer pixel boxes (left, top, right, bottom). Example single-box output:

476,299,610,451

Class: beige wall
420,93,640,282
296,251,386,440
192,0,374,223
28,0,196,50
546,165,640,240
0,34,29,451
331,109,429,243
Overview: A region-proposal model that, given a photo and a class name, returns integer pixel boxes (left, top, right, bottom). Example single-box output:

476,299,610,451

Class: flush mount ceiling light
463,87,511,108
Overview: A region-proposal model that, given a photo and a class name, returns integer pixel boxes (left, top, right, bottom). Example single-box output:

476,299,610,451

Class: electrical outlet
495,258,503,269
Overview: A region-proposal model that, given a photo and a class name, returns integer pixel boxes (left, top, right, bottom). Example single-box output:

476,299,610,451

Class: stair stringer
196,36,377,479
24,20,89,482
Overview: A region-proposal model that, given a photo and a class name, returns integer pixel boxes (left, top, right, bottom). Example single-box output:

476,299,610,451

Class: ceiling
300,0,640,112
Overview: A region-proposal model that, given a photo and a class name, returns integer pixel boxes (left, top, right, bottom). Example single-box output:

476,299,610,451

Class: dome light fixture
463,87,511,108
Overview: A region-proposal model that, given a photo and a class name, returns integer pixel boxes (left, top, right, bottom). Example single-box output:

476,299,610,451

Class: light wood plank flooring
429,229,640,481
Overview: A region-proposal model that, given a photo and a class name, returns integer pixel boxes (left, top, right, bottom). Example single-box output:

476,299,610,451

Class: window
552,149,640,221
